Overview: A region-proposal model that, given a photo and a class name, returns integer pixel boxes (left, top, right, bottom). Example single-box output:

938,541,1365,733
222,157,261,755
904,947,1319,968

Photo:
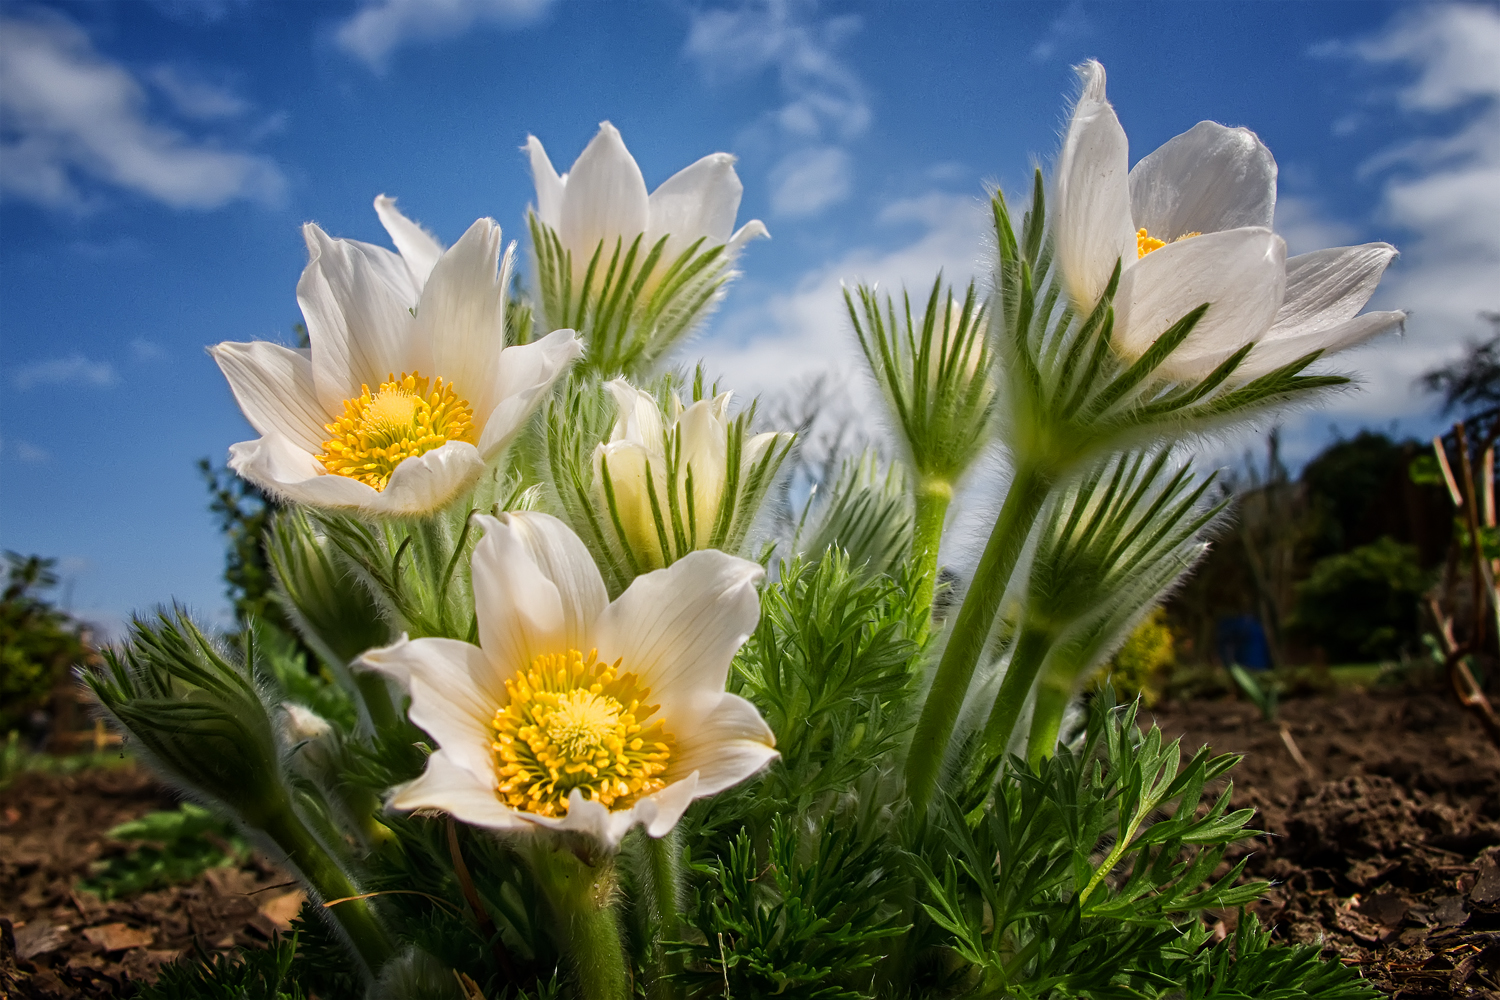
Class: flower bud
591,379,792,576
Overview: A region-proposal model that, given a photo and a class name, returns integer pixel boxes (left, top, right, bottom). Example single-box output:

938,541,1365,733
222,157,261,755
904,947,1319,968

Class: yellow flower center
1136,228,1202,259
491,648,672,817
319,372,475,491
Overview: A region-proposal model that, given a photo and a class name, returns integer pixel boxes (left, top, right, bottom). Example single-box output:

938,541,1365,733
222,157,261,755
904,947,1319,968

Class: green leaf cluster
78,803,249,900
139,933,306,1000
0,552,86,732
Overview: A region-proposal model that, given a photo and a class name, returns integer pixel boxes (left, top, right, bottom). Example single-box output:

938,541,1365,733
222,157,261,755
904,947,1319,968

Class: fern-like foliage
910,692,1378,998
138,934,305,1000
715,554,921,829
672,816,907,1000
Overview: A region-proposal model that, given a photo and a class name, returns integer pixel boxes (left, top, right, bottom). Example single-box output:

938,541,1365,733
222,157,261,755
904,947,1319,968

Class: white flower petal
343,239,424,309
489,511,607,651
411,218,508,421
676,399,729,540
1054,60,1137,310
1237,310,1406,378
228,432,377,508
360,635,502,776
469,513,568,675
374,194,445,290
669,693,778,794
593,550,763,729
726,219,770,257
525,135,567,231
369,441,486,516
1129,121,1277,241
1270,243,1398,338
647,152,742,258
558,122,649,261
387,750,528,831
298,224,417,412
1113,227,1287,381
211,341,328,455
475,328,582,459
607,378,666,446
520,790,638,849
637,773,700,837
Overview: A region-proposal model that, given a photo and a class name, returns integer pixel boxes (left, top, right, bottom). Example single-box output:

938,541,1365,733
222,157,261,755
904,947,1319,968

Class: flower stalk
530,846,630,1000
904,459,1054,812
910,474,953,633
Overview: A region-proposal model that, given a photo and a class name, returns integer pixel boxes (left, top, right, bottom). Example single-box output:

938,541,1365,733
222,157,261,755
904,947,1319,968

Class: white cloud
147,65,251,120
693,191,991,397
336,0,556,70
12,352,118,390
769,145,851,217
1273,194,1358,257
0,11,286,211
1030,2,1092,63
685,0,869,217
13,440,50,463
1317,3,1500,428
130,337,167,360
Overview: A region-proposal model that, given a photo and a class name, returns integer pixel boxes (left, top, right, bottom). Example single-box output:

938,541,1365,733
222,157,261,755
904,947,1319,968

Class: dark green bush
0,552,86,732
1291,537,1428,662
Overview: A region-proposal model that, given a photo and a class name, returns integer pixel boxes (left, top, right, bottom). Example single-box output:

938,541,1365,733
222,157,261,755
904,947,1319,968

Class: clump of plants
90,62,1402,997
1,551,88,734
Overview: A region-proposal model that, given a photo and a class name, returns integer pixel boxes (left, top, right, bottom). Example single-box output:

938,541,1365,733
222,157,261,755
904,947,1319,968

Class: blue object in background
1216,614,1271,670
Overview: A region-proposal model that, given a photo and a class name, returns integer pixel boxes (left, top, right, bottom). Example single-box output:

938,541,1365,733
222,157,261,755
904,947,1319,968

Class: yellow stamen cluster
491,648,672,817
319,372,475,491
1136,228,1202,259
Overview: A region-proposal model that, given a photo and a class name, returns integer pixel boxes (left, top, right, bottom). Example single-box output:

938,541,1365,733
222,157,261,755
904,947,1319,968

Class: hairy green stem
910,476,953,638
355,670,401,736
1025,674,1073,768
532,848,630,1000
258,802,389,975
980,624,1055,760
905,461,1053,813
645,833,683,999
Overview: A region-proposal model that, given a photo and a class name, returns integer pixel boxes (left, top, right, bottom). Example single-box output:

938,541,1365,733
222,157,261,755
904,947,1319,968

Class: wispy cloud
0,9,286,211
130,337,168,360
1317,3,1500,426
335,0,557,71
685,0,869,218
12,352,118,390
11,440,50,463
1030,2,1092,63
147,65,252,120
696,191,990,396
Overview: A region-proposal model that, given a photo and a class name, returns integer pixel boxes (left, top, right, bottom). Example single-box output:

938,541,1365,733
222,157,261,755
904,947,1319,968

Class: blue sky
2,0,1498,636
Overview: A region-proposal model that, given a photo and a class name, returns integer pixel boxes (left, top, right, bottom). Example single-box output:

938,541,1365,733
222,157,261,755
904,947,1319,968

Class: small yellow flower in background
593,379,789,572
357,511,777,849
211,199,582,517
1054,60,1404,382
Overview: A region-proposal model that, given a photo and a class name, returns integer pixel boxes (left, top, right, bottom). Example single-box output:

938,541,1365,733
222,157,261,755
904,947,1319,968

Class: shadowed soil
1150,688,1500,998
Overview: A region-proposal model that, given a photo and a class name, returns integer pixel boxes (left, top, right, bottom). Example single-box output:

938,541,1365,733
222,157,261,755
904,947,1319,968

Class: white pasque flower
526,121,769,269
212,198,582,516
594,379,787,570
357,511,777,849
1054,60,1404,382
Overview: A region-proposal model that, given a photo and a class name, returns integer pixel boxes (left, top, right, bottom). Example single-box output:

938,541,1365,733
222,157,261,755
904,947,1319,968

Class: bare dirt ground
1,766,302,998
1150,688,1500,998
2,686,1496,997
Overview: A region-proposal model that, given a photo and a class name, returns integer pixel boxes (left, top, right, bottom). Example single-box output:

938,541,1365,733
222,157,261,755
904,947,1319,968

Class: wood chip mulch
1,766,301,999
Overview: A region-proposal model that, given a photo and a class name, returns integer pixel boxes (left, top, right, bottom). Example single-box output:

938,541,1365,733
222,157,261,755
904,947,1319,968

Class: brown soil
1149,688,1500,998
3,688,1496,997
1,766,300,999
